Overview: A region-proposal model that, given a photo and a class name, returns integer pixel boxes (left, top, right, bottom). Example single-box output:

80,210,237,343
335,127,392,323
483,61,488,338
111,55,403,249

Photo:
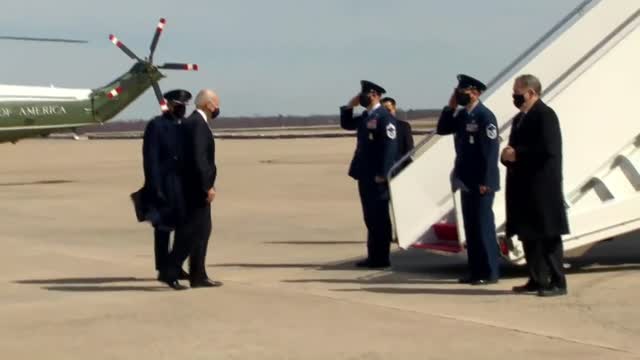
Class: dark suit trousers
167,205,212,281
357,179,392,263
522,236,566,289
460,192,500,280
154,229,170,271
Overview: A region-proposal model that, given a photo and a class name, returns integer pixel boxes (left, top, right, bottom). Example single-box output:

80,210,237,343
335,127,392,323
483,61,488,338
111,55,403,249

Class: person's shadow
14,277,167,292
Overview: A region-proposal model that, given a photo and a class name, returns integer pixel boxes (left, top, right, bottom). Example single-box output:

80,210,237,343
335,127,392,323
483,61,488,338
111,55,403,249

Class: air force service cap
163,89,192,104
456,74,487,92
361,80,386,95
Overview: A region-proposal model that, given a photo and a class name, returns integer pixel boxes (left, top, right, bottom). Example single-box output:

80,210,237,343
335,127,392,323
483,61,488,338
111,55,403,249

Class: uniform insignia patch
367,119,377,129
486,124,497,140
386,123,397,139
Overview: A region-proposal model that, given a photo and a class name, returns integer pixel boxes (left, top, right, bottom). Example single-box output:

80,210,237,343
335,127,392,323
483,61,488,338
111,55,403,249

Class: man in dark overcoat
501,74,569,297
139,89,192,290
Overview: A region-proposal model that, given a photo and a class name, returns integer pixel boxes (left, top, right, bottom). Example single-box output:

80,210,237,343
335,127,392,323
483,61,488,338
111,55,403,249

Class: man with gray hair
501,74,569,297
166,89,222,288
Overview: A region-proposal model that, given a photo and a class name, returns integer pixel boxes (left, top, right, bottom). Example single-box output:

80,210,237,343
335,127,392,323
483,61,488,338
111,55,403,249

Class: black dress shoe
471,278,499,286
537,287,567,297
512,281,540,293
178,269,190,280
190,279,223,288
158,278,188,290
458,276,474,284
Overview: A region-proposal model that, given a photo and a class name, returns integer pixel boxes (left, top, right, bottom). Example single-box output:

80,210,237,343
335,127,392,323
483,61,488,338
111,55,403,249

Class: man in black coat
139,89,192,290
340,80,398,269
501,74,569,297
381,97,414,160
166,89,222,288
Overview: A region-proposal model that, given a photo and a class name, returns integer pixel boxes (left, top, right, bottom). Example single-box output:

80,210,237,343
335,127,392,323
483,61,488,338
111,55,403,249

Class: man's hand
207,188,216,203
348,94,360,108
501,146,517,163
448,89,458,109
479,185,490,195
374,176,386,184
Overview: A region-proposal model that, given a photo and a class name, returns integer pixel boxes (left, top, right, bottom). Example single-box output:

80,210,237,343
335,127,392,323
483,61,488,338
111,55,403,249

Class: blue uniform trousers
358,179,392,263
460,191,500,280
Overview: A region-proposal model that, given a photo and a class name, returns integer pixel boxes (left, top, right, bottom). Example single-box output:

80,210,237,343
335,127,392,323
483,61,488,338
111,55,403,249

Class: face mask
172,104,186,118
513,94,526,109
455,91,471,106
210,107,220,120
359,93,372,108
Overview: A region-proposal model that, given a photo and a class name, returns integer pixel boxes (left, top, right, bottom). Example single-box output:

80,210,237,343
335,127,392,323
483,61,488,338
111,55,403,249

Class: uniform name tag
466,123,479,132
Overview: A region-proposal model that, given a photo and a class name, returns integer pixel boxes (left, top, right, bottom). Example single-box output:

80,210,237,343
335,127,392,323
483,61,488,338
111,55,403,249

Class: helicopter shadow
0,179,74,187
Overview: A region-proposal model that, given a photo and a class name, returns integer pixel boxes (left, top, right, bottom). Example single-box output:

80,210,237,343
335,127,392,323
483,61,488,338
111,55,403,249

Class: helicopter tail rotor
108,18,198,112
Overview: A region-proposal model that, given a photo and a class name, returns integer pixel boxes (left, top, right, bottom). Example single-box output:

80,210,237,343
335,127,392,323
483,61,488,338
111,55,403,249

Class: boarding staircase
388,0,640,264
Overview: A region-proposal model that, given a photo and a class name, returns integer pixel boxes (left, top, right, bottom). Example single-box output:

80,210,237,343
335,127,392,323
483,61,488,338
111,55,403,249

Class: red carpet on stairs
411,223,462,253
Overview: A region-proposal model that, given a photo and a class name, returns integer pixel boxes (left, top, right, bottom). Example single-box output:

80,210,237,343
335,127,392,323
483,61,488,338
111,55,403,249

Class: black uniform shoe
190,279,223,288
537,287,567,297
458,276,474,284
512,281,540,293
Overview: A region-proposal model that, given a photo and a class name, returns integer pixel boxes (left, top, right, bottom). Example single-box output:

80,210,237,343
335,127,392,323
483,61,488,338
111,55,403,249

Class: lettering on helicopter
18,105,67,117
0,108,10,117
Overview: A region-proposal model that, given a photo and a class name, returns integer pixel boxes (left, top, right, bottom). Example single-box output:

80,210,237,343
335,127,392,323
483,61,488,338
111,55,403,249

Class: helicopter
0,18,198,144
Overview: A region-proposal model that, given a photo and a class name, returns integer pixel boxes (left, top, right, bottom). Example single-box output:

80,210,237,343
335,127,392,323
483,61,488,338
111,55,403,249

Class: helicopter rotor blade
151,80,169,112
0,36,88,44
109,34,141,61
149,18,166,62
157,63,199,71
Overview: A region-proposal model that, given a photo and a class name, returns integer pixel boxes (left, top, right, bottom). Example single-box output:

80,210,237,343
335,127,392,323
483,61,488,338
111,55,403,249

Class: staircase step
433,223,459,241
412,241,463,253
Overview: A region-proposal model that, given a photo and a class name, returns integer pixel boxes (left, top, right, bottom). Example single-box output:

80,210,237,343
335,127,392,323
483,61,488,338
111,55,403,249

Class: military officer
381,97,414,161
436,74,501,285
140,89,192,290
340,80,398,269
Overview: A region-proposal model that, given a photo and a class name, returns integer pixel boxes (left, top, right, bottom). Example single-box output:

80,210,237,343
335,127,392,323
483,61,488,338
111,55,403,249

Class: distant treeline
80,109,441,133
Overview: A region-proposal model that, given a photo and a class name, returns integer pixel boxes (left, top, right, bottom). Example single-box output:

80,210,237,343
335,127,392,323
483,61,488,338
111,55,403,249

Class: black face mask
455,92,471,106
211,108,220,120
513,94,526,109
359,93,372,108
172,104,186,118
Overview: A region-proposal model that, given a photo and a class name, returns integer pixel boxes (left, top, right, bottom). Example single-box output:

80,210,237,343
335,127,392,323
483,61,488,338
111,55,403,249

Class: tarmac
0,138,639,359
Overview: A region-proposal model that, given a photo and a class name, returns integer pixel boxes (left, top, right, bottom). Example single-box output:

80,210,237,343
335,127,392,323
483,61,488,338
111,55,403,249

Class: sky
0,0,583,120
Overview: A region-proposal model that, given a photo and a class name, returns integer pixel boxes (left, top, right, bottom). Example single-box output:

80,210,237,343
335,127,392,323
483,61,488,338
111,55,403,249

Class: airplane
0,18,198,144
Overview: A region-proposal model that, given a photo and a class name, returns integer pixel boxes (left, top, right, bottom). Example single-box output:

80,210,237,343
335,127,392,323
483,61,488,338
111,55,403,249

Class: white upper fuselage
0,84,91,102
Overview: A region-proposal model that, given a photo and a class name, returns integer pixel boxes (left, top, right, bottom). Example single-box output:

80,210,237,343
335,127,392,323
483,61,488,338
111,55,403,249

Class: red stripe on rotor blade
160,100,168,112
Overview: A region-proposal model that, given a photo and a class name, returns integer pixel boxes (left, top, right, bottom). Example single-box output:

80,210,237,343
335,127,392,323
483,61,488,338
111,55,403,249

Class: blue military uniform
341,80,398,268
139,89,191,275
437,74,500,284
